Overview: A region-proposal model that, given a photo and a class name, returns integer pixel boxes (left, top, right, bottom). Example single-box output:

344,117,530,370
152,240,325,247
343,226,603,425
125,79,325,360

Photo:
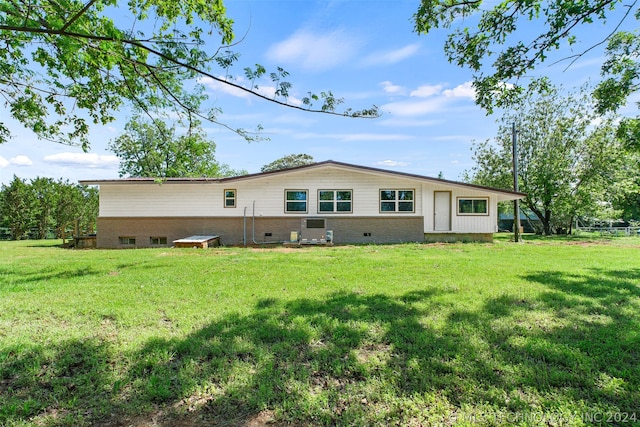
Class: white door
434,191,451,231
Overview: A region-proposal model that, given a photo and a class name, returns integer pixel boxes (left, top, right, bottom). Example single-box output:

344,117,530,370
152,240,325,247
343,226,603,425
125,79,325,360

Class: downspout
243,206,247,247
252,200,258,244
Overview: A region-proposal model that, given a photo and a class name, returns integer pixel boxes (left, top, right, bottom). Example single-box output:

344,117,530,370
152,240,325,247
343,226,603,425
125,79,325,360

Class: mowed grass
0,236,639,426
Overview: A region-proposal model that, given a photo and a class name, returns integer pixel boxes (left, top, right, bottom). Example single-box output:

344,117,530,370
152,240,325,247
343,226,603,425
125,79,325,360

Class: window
318,190,352,213
457,198,489,215
380,189,414,213
119,236,136,245
224,189,236,208
150,236,167,245
285,190,308,213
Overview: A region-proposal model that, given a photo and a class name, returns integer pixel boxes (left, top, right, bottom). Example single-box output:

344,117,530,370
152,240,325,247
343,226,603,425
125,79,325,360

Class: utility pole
512,122,522,243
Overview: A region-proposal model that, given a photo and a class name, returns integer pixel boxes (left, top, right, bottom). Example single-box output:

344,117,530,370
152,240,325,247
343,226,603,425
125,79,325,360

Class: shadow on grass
0,266,103,289
1,271,639,426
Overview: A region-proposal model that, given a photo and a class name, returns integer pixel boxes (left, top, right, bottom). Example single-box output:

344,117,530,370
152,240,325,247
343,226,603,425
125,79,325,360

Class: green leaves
108,115,242,178
1,0,378,148
0,176,97,239
0,0,233,147
595,31,640,115
466,83,635,234
414,0,631,112
261,154,315,172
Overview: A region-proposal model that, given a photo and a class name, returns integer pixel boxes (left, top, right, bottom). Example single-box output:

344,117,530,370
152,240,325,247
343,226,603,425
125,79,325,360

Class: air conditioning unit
300,218,327,244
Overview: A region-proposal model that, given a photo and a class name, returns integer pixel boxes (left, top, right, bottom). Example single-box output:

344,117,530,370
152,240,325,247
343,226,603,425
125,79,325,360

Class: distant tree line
0,176,98,241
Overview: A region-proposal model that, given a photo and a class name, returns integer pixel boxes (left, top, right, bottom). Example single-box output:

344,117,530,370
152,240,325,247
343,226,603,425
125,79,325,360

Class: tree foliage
595,28,640,149
0,176,35,239
0,0,379,149
464,83,635,234
261,154,315,172
108,116,244,178
413,0,638,114
0,177,97,240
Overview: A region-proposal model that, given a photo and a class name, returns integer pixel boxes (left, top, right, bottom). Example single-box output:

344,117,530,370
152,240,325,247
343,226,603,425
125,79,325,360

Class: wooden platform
173,235,220,248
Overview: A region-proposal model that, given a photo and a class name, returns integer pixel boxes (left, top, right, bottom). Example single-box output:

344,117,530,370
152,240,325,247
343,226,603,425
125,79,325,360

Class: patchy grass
0,237,639,426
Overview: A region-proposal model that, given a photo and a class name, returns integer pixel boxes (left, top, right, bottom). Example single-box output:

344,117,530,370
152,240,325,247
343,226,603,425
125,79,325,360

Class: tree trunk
529,205,553,235
542,211,553,235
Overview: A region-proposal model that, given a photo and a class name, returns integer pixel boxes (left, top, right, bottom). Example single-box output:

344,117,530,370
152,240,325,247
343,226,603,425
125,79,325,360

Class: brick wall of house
96,216,426,248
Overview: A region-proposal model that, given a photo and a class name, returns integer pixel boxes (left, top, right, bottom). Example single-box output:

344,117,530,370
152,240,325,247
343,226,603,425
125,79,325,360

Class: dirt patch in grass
97,409,285,427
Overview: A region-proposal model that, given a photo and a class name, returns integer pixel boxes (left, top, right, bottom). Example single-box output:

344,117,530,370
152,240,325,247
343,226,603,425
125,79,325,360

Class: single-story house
79,160,525,248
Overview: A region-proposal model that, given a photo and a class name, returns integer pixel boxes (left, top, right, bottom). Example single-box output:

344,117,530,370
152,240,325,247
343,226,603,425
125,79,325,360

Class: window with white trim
380,189,414,212
285,190,308,213
318,190,352,213
457,198,489,215
224,189,236,208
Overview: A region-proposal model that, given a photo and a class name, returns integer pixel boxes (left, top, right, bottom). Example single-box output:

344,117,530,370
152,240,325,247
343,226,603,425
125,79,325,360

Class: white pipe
243,206,247,247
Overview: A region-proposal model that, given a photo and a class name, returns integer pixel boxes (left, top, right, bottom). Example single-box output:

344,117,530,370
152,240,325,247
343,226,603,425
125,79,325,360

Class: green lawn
1,237,639,426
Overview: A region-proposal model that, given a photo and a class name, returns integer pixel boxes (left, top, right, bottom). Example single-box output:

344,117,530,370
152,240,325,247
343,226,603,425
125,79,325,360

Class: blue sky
0,0,632,185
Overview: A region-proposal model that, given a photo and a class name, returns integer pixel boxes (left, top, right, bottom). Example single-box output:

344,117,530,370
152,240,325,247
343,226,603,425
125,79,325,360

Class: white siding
421,184,498,234
99,167,425,218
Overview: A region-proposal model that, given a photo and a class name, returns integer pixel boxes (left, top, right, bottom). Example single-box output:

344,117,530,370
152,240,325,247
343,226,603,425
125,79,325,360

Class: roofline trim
79,160,526,197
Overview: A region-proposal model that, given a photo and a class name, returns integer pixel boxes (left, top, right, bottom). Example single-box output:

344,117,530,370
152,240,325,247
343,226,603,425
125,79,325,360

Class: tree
413,0,638,114
50,180,82,243
261,154,315,172
0,0,378,149
0,177,100,240
76,185,99,235
464,83,631,235
108,116,242,178
0,176,36,239
31,177,57,239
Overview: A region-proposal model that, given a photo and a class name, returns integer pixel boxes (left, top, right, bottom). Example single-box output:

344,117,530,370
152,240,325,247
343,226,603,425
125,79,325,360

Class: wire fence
576,226,640,236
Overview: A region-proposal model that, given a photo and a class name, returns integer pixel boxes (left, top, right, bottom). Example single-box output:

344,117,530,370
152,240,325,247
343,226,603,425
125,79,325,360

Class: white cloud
10,155,32,166
380,81,405,95
443,81,476,99
44,152,119,169
0,156,8,168
430,135,476,142
340,133,413,142
410,84,443,98
381,97,448,117
375,160,409,167
266,29,359,71
378,118,442,127
362,44,420,66
198,77,299,105
198,76,251,98
294,132,413,142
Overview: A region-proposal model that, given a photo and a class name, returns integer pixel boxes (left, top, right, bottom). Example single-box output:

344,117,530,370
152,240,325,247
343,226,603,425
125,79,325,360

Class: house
79,160,525,248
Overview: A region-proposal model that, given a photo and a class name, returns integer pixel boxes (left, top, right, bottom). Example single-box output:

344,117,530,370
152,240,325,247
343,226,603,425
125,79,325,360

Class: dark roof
80,160,526,198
